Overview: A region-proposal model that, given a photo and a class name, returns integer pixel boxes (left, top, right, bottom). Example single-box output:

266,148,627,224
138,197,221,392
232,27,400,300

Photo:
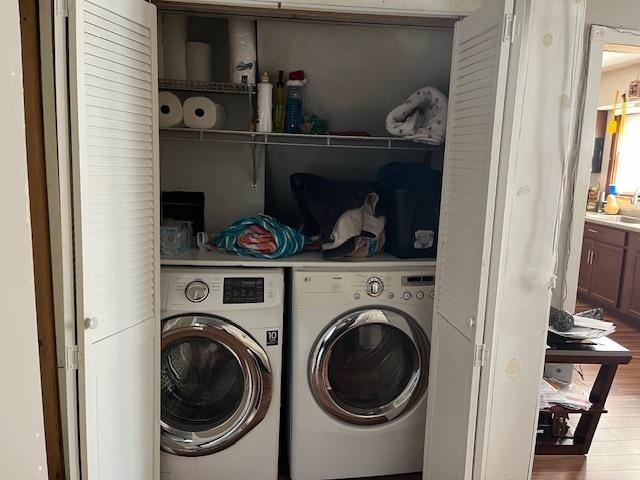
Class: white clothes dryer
288,266,435,480
160,267,284,480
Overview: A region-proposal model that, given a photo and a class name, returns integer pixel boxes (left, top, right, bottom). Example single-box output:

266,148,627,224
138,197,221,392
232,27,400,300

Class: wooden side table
536,336,632,455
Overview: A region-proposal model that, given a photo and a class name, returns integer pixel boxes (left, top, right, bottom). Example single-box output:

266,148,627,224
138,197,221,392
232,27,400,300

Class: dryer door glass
162,338,244,432
160,315,273,456
310,308,429,425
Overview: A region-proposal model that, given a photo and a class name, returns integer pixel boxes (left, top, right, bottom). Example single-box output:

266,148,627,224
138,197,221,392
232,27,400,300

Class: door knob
85,317,99,330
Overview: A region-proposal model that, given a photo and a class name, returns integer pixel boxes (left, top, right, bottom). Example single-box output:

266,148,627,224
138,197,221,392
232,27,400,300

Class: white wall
599,62,640,107
0,1,48,478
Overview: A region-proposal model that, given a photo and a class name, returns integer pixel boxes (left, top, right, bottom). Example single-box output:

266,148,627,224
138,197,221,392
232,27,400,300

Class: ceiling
602,51,640,72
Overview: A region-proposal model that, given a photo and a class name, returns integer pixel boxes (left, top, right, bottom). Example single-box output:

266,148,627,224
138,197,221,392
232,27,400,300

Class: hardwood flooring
532,301,640,479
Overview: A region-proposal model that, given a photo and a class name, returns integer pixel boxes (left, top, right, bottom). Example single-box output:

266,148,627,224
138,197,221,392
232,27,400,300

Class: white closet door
69,0,159,478
423,1,514,479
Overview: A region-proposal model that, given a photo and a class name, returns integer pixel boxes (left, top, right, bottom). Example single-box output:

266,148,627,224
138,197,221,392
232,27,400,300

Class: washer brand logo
266,330,279,346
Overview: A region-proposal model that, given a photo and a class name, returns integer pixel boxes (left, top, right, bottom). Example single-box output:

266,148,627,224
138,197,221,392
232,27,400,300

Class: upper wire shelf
159,79,256,95
159,128,443,151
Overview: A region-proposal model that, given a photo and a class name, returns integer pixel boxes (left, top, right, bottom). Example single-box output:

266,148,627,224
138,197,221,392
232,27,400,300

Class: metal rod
251,143,258,191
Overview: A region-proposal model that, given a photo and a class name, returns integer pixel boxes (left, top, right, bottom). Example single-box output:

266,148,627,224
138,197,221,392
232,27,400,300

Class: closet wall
159,14,453,231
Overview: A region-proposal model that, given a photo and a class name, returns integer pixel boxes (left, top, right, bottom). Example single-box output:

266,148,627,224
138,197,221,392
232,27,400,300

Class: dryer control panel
292,268,436,310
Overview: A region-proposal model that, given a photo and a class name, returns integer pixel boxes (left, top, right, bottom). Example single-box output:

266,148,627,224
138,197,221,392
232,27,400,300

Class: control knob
185,280,209,303
365,277,384,297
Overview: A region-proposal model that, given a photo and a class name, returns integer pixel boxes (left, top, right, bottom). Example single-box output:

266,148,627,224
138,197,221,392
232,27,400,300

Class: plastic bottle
273,71,286,133
604,184,620,215
285,71,306,134
257,72,273,133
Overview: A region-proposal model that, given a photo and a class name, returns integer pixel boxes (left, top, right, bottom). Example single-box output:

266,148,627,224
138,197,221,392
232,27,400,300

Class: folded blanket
212,214,305,259
291,173,385,259
385,87,448,145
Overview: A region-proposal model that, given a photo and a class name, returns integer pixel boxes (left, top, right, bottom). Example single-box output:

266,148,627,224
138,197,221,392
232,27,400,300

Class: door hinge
65,345,79,370
56,0,71,17
474,344,487,367
503,13,519,43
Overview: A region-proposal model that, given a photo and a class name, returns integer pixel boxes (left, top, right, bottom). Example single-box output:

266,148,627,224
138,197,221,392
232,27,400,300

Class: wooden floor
532,300,640,479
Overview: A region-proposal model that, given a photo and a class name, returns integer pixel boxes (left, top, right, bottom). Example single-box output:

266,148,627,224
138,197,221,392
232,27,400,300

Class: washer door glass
310,308,429,425
162,338,244,433
160,315,272,457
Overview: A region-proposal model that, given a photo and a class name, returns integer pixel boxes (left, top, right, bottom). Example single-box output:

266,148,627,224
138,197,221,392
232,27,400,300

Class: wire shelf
159,128,442,151
159,79,256,95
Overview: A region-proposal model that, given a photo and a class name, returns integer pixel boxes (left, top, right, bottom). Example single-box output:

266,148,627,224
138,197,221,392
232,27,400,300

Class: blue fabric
214,214,306,259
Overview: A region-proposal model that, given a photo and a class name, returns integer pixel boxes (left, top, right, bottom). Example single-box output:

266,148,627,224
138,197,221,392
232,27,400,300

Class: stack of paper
549,315,615,340
540,378,592,411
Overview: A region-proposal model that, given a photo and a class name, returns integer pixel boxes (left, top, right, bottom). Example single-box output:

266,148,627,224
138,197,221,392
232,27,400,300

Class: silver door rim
309,307,429,426
160,314,272,457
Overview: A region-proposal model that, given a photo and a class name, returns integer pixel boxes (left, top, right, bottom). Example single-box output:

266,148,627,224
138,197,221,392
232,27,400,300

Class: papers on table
548,314,615,340
540,378,592,411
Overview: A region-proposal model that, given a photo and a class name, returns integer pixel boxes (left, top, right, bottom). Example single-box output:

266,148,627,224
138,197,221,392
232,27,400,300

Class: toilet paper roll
158,91,183,128
183,97,226,130
163,15,187,80
186,42,213,82
228,19,256,85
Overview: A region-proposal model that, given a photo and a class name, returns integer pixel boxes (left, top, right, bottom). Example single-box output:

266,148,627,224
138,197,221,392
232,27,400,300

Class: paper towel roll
183,97,226,130
163,14,187,80
228,19,256,85
159,91,183,128
186,42,213,82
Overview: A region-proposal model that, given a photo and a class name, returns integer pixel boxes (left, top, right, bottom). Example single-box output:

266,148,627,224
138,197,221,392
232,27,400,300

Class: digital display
223,277,264,304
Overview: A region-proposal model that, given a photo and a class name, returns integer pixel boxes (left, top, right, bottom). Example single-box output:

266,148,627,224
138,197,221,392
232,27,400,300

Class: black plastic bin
377,162,442,259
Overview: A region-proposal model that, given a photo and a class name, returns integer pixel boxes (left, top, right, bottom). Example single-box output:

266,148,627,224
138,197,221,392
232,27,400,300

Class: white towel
385,87,448,145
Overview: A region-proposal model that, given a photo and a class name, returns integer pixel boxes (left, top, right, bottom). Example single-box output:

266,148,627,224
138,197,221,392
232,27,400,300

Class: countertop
584,212,640,234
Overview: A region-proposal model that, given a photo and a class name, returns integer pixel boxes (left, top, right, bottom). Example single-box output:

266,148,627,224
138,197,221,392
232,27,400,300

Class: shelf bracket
251,143,258,191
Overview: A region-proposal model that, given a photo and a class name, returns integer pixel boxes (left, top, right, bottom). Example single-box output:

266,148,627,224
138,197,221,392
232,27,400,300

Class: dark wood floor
532,300,640,479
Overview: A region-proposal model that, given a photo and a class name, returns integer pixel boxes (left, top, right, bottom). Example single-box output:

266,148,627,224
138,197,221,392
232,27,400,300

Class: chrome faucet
633,187,640,205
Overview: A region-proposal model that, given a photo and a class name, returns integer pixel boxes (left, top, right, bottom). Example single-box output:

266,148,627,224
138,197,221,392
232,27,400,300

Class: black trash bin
377,162,442,259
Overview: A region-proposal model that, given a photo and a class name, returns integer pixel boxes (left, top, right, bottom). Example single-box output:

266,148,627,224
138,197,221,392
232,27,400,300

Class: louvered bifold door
423,1,514,479
69,0,159,478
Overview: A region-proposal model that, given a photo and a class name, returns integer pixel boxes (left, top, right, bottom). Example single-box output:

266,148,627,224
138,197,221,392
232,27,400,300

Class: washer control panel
164,268,283,311
365,277,384,297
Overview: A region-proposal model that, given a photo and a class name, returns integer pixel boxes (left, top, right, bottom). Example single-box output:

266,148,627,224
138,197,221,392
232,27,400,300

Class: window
611,112,640,194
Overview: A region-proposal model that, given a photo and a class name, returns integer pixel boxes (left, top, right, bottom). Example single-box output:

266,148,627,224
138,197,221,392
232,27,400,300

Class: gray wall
160,15,453,232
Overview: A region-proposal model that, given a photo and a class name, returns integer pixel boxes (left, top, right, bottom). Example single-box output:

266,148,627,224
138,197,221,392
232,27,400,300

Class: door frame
563,25,640,313
37,0,82,478
19,0,66,477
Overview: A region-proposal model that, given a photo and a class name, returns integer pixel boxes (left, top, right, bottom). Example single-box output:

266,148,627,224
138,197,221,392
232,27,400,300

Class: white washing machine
160,267,284,480
288,266,435,480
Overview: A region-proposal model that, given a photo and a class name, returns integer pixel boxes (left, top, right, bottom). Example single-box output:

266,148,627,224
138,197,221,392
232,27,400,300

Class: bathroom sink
620,216,640,224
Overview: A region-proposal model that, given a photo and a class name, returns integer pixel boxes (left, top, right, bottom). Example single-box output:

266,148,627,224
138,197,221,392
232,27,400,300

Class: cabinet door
423,0,515,478
590,241,625,308
69,0,159,478
621,234,640,319
280,0,482,16
577,237,595,296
